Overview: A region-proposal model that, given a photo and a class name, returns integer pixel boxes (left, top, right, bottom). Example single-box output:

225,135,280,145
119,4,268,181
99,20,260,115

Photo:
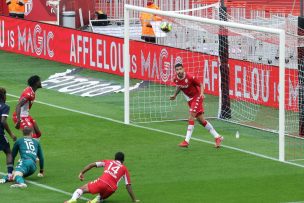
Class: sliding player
64,152,139,203
170,63,224,148
13,75,42,139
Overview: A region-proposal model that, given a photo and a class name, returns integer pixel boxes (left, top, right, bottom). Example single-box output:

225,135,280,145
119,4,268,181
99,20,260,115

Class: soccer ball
160,22,172,33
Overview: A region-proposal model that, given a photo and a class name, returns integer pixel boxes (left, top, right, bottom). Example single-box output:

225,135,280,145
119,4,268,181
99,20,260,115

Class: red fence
0,16,299,110
0,0,95,28
0,1,9,16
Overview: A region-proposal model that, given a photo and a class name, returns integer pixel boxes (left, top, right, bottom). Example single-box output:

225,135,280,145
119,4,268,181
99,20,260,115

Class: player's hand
170,95,176,100
79,173,85,181
0,179,6,184
11,134,17,142
37,173,44,177
37,169,44,177
200,93,205,99
15,120,21,129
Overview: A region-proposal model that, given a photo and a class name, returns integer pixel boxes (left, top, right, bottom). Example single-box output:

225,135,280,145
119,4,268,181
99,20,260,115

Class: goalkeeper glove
37,169,44,177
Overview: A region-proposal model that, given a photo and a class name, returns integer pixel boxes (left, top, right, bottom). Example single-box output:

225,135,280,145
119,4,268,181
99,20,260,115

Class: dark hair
0,87,6,102
175,63,183,69
23,127,33,136
27,75,41,87
115,152,125,162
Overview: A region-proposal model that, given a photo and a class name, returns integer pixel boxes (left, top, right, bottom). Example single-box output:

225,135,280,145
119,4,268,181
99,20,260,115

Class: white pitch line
7,93,304,170
0,172,90,201
5,99,18,103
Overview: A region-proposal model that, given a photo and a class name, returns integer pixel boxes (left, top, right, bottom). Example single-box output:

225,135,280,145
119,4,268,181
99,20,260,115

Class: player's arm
124,169,140,202
11,141,19,164
192,76,205,98
78,161,104,181
200,83,205,99
1,106,17,141
37,143,45,176
170,86,181,100
15,98,27,129
126,184,140,202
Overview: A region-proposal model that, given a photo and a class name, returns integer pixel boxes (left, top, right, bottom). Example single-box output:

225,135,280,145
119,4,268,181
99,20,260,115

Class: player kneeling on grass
64,152,139,203
170,63,224,148
0,127,44,188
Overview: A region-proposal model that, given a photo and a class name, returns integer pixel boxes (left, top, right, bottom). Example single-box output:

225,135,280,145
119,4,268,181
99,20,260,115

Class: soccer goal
122,4,304,164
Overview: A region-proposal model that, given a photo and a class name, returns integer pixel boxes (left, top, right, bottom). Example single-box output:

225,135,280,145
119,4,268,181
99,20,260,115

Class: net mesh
126,5,304,162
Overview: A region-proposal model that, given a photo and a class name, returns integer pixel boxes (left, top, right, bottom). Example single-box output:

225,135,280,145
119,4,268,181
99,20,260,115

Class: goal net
123,4,304,164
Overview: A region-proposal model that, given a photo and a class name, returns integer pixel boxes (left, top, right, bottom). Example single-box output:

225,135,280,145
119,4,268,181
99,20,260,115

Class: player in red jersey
170,63,224,148
13,75,42,139
64,152,140,203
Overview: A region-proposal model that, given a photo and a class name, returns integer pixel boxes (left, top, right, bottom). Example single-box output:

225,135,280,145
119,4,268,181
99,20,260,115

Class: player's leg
196,114,223,148
10,159,33,188
179,97,202,147
87,195,102,203
65,184,90,203
3,145,14,181
30,116,42,139
86,181,115,203
179,113,196,147
11,171,27,188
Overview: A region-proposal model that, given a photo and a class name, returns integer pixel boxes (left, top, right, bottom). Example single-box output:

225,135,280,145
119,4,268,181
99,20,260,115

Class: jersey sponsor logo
177,85,189,89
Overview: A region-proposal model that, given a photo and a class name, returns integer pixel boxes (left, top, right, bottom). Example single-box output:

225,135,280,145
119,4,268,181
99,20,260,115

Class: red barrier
25,0,57,22
0,1,9,16
0,16,299,110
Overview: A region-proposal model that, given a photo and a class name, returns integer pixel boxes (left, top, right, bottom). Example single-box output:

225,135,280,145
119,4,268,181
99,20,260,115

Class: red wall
60,0,95,28
0,1,9,16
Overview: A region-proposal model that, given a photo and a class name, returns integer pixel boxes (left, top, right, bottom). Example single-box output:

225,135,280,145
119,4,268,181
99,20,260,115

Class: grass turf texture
0,50,304,202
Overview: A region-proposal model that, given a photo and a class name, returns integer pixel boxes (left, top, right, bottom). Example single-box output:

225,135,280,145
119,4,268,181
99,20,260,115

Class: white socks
72,188,83,200
203,121,220,138
185,120,195,143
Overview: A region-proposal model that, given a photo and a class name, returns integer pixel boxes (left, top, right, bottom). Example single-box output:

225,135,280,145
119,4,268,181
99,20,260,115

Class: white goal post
123,4,286,161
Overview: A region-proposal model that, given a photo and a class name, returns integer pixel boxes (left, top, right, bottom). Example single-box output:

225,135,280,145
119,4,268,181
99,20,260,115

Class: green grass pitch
1,50,304,202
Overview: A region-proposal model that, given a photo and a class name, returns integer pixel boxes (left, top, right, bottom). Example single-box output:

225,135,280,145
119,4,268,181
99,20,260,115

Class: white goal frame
123,4,286,162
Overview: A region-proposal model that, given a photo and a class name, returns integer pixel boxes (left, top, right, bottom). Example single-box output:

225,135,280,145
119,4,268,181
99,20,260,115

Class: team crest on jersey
25,0,33,16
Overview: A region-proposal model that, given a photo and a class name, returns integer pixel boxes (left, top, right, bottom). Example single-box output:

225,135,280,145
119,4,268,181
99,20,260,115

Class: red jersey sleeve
124,167,131,185
95,160,106,168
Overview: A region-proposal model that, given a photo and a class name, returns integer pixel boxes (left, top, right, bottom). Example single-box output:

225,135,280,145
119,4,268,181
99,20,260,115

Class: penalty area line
7,93,304,169
0,172,90,201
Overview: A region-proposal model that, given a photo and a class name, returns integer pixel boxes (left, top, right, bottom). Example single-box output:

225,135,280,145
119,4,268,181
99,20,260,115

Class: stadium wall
60,0,95,28
0,0,94,27
0,1,9,16
0,16,298,110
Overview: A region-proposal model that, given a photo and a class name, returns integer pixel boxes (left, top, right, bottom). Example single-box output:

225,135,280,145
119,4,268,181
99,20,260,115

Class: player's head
23,126,33,137
115,152,125,163
147,0,154,6
175,63,185,78
28,75,42,89
0,87,6,102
